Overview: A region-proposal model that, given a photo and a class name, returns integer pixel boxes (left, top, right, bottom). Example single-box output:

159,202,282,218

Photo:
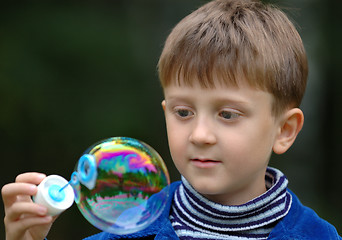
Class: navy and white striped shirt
170,167,292,239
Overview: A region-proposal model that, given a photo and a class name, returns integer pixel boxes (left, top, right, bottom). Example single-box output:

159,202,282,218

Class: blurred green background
0,0,341,238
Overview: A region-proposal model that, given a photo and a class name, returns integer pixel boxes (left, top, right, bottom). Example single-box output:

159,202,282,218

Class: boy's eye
219,111,240,120
175,109,193,118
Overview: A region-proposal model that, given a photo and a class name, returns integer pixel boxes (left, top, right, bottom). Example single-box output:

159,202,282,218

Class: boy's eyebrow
165,94,251,107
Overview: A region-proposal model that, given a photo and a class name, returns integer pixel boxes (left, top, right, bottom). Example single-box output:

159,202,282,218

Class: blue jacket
84,181,341,240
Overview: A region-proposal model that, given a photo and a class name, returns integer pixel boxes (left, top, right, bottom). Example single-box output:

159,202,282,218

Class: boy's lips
190,158,221,168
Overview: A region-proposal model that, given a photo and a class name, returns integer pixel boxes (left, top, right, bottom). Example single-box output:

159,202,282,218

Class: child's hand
2,173,56,240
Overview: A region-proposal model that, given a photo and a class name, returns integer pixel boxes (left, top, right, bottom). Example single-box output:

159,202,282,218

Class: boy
2,0,341,239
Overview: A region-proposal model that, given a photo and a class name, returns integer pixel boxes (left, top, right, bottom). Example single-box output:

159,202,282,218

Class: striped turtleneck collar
170,167,292,240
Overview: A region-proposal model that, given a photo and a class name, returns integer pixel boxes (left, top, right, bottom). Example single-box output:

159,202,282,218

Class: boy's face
162,81,283,205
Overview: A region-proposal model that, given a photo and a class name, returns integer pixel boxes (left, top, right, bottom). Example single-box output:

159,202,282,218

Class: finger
15,172,46,184
5,215,53,240
5,202,48,222
1,183,37,207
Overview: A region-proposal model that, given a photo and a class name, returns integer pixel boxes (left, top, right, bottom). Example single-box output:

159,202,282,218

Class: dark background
0,0,341,238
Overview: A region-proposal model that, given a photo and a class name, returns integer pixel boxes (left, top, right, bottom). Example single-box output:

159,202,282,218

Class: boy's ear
273,108,304,154
161,100,166,111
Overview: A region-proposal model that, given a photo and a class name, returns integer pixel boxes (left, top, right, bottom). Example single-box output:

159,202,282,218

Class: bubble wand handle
59,180,72,193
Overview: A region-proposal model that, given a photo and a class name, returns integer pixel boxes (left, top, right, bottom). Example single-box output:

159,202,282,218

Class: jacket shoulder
269,190,341,239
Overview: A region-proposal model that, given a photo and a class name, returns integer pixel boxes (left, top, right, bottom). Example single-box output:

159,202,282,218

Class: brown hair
158,0,308,116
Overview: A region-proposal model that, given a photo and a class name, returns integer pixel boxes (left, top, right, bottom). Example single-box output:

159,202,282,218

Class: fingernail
44,216,53,222
37,173,46,179
29,184,38,194
38,206,48,215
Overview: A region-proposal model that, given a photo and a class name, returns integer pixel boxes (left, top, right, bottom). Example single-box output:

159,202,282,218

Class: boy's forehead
163,79,271,100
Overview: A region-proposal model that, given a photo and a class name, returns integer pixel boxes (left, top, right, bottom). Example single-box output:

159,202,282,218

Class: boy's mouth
190,158,221,168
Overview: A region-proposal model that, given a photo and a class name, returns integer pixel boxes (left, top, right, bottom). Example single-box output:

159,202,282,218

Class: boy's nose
189,119,217,146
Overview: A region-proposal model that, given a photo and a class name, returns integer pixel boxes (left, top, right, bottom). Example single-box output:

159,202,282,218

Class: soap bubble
71,137,170,235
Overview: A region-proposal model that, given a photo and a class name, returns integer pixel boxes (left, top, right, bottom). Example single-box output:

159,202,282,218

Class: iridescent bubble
71,137,170,235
